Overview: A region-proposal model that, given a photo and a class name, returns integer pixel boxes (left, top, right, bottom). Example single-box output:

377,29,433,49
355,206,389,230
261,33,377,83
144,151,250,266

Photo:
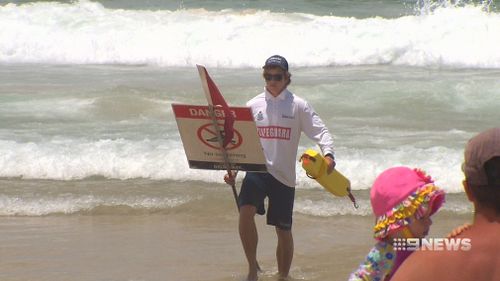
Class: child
349,166,445,281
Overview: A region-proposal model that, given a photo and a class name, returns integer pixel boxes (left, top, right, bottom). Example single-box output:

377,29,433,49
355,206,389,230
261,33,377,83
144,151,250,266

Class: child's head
370,166,445,240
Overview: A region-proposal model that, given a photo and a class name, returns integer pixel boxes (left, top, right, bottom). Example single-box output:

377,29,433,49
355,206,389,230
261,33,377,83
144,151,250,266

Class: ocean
1,0,499,280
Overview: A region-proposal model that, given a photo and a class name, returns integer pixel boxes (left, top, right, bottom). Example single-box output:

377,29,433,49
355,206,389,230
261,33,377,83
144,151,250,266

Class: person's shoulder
390,250,438,281
391,248,464,281
286,91,309,108
246,92,266,107
286,90,302,101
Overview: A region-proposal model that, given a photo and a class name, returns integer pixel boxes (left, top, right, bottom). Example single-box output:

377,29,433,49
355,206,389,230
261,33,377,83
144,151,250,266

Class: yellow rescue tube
300,149,358,208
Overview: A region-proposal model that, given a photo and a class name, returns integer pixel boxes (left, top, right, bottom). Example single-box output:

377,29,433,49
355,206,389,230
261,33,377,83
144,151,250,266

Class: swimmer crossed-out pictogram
197,123,243,150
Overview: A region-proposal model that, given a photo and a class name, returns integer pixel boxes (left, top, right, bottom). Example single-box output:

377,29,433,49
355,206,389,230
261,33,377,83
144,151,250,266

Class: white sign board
172,104,267,171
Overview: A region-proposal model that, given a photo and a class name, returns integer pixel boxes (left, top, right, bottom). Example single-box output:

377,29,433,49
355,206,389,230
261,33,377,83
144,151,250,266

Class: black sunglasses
264,73,284,81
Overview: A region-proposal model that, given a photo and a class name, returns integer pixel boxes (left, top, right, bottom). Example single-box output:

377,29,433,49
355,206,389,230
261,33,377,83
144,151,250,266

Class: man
392,127,500,281
225,55,335,280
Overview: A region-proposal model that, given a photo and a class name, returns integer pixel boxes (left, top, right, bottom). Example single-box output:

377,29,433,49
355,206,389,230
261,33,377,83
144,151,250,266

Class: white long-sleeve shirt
247,88,335,187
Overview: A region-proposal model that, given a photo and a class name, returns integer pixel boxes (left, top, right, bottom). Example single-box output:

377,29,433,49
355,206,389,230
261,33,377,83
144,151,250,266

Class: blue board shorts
239,172,295,230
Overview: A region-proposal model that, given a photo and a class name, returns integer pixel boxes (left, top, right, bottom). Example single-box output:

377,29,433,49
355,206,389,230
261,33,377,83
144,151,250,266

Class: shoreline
0,211,472,281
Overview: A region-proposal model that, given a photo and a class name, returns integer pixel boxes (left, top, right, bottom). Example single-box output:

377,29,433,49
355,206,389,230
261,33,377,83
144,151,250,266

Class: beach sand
0,210,472,281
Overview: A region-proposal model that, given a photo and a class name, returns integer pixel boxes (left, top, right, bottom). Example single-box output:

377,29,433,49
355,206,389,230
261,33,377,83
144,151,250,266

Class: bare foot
256,261,262,272
246,261,260,281
278,273,290,280
246,271,258,281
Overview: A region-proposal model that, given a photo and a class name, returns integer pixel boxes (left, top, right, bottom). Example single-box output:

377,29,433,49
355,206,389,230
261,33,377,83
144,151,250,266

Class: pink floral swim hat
370,166,445,240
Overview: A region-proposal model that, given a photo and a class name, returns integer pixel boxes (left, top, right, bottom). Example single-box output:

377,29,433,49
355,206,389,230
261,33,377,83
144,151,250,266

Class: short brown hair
469,156,500,213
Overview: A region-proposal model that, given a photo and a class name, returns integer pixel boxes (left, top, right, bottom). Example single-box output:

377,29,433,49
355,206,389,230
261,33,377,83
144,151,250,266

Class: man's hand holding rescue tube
324,153,336,174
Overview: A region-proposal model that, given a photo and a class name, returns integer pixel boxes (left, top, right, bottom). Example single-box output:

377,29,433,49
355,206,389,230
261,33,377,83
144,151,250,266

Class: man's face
263,67,288,96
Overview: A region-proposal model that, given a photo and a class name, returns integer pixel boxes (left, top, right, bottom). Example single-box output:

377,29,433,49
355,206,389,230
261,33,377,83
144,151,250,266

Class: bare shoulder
391,250,453,281
392,225,500,281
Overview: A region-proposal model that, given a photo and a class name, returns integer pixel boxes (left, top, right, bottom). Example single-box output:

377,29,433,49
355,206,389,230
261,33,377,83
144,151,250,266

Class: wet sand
0,211,472,281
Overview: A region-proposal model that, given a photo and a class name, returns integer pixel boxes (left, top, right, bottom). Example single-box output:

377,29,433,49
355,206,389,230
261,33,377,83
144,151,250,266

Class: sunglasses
264,73,284,82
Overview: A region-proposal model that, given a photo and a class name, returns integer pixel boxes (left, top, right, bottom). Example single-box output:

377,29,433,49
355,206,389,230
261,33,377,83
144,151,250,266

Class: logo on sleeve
256,111,264,121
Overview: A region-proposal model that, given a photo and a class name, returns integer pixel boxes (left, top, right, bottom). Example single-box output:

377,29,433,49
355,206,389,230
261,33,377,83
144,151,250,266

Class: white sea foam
0,193,191,216
0,138,219,181
0,97,96,119
0,194,471,216
296,143,465,193
0,137,466,193
1,1,500,68
295,198,372,216
294,197,473,217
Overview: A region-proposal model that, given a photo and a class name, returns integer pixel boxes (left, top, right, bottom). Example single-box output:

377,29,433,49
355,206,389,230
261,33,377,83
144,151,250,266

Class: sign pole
197,65,239,211
207,104,239,211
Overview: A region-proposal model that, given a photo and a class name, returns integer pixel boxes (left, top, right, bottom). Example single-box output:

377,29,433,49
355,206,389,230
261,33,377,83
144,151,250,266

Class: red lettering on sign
172,104,253,120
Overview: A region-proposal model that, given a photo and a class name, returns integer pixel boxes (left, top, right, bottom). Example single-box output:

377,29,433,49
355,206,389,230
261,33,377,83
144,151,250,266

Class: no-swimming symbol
197,123,242,150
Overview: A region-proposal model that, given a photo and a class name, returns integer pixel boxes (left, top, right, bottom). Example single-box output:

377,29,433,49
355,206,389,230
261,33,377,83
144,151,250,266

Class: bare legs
276,227,293,279
239,205,259,281
239,205,294,281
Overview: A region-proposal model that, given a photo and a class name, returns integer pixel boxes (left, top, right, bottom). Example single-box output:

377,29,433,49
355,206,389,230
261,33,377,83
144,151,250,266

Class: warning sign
172,104,267,171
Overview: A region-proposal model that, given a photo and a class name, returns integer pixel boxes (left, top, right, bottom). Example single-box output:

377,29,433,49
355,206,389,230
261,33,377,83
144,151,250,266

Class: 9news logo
393,238,472,251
